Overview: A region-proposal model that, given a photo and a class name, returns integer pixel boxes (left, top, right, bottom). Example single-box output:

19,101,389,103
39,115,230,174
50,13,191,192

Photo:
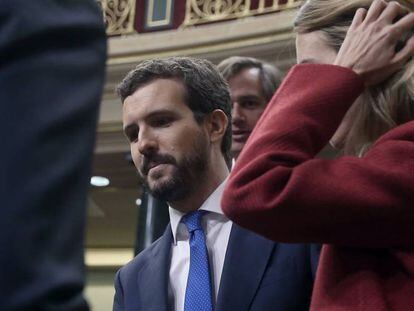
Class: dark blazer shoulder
119,236,164,275
114,226,172,311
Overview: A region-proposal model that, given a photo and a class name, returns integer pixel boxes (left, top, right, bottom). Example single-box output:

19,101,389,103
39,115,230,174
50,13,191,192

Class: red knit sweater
222,64,414,311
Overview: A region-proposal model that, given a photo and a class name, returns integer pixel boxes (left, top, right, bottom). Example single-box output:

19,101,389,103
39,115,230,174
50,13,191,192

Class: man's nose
232,103,245,123
137,130,158,156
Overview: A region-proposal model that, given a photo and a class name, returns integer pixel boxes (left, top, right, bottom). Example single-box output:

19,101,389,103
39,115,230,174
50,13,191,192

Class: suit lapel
138,224,172,311
216,224,274,311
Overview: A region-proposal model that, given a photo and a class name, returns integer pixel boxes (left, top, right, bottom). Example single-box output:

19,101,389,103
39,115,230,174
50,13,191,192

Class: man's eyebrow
234,94,263,101
123,109,179,134
145,109,178,119
238,94,261,99
233,94,267,105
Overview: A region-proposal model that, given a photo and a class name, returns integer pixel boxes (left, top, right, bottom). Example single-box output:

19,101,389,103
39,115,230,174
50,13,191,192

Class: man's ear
205,109,228,144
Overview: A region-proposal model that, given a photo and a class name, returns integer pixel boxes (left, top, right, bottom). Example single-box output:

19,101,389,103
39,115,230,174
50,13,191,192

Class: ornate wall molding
182,0,302,26
96,0,302,35
97,0,137,35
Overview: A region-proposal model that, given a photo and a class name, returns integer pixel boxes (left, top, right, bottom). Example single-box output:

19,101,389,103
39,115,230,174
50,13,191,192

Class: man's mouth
148,162,160,171
232,129,250,142
143,162,167,175
149,162,169,172
140,153,177,176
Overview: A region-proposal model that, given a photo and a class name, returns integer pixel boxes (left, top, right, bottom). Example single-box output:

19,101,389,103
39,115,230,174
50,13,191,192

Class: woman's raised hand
334,0,414,86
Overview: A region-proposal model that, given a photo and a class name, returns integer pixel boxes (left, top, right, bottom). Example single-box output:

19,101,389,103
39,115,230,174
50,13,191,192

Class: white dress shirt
168,180,233,311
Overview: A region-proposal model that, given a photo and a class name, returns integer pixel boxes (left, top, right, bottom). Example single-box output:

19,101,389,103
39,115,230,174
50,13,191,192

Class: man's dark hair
117,57,232,168
217,56,282,102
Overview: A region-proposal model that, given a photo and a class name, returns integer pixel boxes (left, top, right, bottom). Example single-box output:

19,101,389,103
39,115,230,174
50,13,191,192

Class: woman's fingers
363,0,388,23
378,1,409,23
390,13,414,60
349,8,368,30
393,35,414,65
334,0,414,86
393,12,414,33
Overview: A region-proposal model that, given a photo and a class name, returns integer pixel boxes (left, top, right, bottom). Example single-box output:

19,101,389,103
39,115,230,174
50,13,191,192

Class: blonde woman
222,0,414,310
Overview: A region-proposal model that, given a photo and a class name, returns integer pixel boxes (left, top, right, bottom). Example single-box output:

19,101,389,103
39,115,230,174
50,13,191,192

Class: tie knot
182,210,206,233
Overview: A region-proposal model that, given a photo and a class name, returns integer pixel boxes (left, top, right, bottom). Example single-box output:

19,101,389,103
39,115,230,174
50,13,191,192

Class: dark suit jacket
114,223,319,311
0,1,106,310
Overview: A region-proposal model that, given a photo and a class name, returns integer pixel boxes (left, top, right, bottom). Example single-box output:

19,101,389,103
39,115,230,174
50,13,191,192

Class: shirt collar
169,178,228,244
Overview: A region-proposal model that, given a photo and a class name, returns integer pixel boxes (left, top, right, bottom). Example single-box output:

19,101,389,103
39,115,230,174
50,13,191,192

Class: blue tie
182,210,213,311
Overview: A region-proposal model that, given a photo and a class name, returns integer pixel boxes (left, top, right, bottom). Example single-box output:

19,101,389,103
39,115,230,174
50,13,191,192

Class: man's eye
242,101,259,109
126,132,138,143
128,132,138,143
152,117,172,127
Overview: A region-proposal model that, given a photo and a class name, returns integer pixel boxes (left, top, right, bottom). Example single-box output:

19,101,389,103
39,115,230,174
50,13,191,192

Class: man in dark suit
114,57,318,311
0,1,106,310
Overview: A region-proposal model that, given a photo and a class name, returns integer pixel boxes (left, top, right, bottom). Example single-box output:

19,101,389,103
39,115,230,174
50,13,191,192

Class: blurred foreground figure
223,0,414,310
0,1,106,310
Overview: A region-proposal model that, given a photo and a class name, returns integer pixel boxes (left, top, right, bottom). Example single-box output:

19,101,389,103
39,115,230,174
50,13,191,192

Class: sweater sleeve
221,64,414,248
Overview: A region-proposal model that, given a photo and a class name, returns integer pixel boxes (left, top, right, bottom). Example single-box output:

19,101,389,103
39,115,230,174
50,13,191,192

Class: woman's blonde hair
295,0,414,156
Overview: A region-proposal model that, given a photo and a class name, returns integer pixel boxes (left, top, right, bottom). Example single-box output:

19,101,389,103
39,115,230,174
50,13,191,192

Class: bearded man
114,57,318,311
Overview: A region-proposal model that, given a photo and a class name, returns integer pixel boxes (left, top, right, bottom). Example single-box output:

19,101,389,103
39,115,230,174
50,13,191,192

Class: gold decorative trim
97,0,137,36
146,0,173,28
182,0,302,27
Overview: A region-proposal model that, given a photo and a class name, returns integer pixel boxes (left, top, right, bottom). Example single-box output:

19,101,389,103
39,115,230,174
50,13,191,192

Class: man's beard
139,132,209,202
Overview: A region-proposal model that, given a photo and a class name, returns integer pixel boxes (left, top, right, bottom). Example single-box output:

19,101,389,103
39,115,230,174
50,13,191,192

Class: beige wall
85,270,117,311
84,249,134,310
